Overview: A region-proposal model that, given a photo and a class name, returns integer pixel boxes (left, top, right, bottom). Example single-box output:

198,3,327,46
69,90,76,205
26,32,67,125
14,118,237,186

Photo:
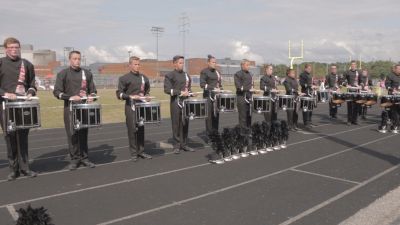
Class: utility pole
151,26,164,77
179,13,190,71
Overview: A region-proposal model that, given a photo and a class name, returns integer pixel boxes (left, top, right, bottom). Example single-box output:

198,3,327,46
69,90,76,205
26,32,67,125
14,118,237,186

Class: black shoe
361,116,366,120
332,115,337,119
69,163,78,171
173,148,181,154
351,122,358,125
310,123,317,127
81,160,95,168
181,146,195,152
7,172,17,181
304,124,312,129
347,122,352,126
21,170,37,178
131,155,138,162
138,153,152,159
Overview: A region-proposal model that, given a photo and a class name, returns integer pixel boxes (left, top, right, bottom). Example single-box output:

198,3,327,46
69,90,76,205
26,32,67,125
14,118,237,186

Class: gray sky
1,0,399,65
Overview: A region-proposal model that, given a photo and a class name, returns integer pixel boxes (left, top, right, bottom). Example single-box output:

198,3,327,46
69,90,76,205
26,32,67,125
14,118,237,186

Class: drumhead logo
23,111,31,116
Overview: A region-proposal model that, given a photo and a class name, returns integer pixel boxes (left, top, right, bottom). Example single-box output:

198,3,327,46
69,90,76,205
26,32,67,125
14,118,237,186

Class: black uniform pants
64,107,89,164
205,98,219,136
264,101,277,123
329,100,338,117
390,105,400,127
302,111,312,125
0,107,30,173
170,98,189,149
237,96,252,135
125,105,145,156
347,101,359,123
286,102,298,128
359,105,368,117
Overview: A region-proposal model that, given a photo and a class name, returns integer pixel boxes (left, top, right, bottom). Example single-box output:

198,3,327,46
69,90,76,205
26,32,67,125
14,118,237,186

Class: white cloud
232,41,264,64
83,45,155,64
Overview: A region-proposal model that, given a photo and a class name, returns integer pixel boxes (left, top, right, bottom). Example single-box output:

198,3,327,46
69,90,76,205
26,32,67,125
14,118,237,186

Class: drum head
381,102,393,107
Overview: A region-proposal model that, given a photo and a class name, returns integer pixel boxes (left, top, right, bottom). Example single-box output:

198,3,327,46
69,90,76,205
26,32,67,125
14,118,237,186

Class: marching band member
383,64,400,133
164,55,195,154
283,68,301,131
325,64,341,119
0,37,37,181
359,69,373,120
200,55,222,141
299,64,316,128
260,64,278,123
234,59,255,155
343,60,361,125
116,56,152,162
53,50,97,170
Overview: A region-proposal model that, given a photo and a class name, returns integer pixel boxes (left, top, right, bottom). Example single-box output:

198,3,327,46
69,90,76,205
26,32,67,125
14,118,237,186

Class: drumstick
2,96,39,100
136,96,155,100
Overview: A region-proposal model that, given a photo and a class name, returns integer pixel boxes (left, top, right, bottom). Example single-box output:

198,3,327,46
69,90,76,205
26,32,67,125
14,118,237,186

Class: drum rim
299,96,315,100
72,103,101,109
253,96,272,100
135,101,161,106
277,94,295,98
184,99,208,103
5,100,40,107
218,93,236,97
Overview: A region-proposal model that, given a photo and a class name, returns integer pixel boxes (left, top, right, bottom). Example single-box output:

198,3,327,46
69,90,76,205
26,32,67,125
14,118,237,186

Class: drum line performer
358,69,373,120
383,64,400,133
200,55,222,141
283,68,301,131
260,64,278,123
299,63,316,128
0,37,37,181
53,50,97,170
164,55,195,154
116,56,152,162
325,64,342,119
234,59,255,154
344,60,361,126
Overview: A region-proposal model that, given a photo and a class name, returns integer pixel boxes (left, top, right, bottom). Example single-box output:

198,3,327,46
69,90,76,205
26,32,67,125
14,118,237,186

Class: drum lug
189,113,195,121
138,118,144,127
7,120,15,133
74,120,81,130
283,105,287,111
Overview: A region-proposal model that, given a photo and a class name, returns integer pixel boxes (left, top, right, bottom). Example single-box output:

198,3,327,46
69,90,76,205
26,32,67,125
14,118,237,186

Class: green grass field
37,85,238,128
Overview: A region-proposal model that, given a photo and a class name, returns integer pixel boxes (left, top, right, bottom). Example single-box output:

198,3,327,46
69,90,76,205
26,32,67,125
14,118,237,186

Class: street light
128,50,132,62
151,26,164,77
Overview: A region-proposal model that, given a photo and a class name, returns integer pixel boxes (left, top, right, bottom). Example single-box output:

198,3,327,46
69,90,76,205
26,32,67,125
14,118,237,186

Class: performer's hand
129,95,140,100
181,91,189,97
26,94,33,101
69,95,81,102
4,92,17,100
213,88,220,93
145,96,152,102
87,96,94,103
191,92,197,97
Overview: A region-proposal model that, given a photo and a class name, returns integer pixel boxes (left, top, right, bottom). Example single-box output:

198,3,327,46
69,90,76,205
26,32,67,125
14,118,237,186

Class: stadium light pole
151,26,164,77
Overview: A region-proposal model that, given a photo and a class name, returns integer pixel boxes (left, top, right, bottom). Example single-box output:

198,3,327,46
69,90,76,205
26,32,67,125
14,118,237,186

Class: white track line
6,205,18,221
96,134,397,225
278,165,399,225
290,168,361,185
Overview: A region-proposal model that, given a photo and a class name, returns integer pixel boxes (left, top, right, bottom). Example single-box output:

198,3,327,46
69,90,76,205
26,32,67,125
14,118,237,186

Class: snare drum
217,93,236,112
252,96,272,114
72,103,101,130
344,92,359,102
135,101,161,126
317,90,330,103
277,95,295,111
364,93,378,106
299,96,315,112
5,100,41,132
380,95,393,107
393,94,400,105
331,92,345,104
184,99,208,120
355,92,368,104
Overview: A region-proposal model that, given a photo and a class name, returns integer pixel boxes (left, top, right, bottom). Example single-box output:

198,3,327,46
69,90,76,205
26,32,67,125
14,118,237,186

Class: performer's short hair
207,54,215,62
350,60,357,64
265,64,273,69
173,55,184,63
330,64,337,68
286,68,295,75
129,56,140,64
68,50,81,59
304,63,312,69
3,37,20,48
241,59,250,66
